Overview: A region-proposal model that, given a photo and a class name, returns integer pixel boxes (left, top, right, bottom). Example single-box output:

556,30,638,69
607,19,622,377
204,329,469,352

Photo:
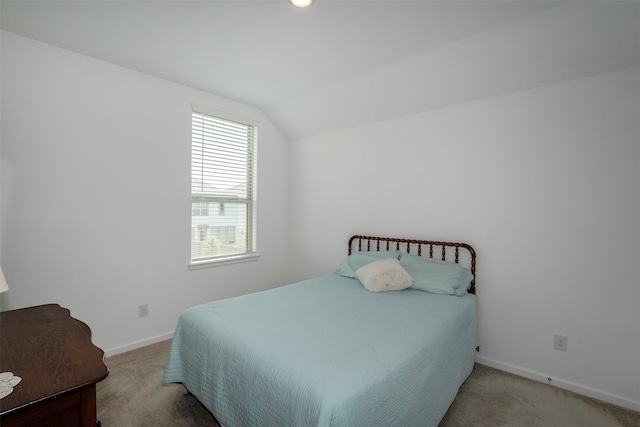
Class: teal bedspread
163,274,478,427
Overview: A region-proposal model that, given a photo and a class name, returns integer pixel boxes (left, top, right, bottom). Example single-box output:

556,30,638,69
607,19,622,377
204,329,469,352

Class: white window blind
191,110,257,264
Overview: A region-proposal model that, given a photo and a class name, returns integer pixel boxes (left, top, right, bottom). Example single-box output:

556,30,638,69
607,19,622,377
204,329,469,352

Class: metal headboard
348,235,476,294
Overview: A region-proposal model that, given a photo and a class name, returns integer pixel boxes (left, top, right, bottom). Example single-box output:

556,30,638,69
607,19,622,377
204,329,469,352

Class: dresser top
0,304,109,416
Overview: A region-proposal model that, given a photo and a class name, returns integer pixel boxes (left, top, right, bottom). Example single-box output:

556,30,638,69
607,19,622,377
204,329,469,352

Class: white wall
0,31,290,354
289,67,640,410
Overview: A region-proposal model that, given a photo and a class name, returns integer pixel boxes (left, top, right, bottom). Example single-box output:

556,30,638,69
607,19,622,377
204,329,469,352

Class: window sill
189,253,260,270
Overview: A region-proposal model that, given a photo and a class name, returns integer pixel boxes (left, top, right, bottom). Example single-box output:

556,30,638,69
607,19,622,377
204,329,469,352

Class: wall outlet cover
554,334,567,351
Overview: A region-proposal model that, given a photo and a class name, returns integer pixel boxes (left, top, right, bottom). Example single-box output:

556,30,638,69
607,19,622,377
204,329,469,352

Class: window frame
189,105,259,268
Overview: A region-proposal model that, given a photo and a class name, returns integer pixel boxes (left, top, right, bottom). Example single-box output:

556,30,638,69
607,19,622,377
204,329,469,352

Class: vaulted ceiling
2,1,638,140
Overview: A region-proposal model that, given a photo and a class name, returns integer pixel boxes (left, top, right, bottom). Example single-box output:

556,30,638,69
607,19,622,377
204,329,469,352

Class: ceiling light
290,0,314,8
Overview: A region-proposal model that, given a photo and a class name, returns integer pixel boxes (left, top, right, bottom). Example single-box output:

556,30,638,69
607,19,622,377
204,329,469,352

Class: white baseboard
103,331,174,358
475,355,640,413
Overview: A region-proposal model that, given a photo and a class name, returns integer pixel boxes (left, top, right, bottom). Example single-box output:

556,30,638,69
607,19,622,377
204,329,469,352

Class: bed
163,235,478,427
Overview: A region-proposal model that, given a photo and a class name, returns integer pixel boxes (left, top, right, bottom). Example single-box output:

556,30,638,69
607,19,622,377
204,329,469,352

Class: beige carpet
97,340,640,426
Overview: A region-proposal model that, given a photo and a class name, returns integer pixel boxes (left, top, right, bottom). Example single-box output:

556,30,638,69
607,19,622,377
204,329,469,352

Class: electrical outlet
139,304,149,318
554,334,567,351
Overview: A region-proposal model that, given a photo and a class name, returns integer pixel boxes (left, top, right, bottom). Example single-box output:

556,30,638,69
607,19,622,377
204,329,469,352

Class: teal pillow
334,251,401,278
400,253,473,296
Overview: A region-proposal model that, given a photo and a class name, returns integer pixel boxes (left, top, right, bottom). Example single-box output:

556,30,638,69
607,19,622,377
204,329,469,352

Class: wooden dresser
0,304,109,427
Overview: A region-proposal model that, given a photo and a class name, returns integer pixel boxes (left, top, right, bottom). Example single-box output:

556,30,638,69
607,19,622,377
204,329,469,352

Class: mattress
163,273,478,427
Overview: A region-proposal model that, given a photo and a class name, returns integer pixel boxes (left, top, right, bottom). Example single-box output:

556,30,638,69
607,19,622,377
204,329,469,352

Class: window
191,108,257,264
192,201,209,216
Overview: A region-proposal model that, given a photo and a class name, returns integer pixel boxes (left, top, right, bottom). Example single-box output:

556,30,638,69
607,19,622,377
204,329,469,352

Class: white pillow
355,258,413,293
